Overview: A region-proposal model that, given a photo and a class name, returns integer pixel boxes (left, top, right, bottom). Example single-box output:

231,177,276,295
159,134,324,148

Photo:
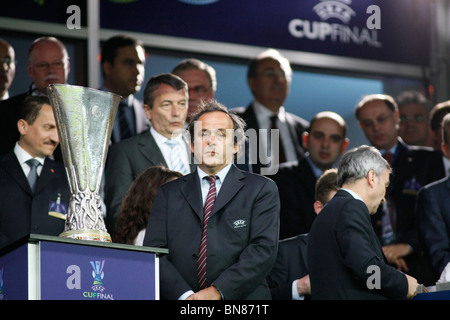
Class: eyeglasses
400,114,426,124
0,57,16,67
33,60,66,71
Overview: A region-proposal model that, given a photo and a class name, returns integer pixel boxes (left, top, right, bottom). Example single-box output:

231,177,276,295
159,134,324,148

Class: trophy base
60,229,111,242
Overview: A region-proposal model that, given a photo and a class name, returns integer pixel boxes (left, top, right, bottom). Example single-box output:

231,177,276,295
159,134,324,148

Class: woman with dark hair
113,165,183,245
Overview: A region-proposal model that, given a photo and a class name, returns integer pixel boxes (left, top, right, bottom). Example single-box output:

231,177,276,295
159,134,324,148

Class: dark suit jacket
267,234,309,300
104,130,195,231
231,103,308,174
417,176,450,277
271,158,317,239
371,139,445,285
109,96,150,144
0,152,70,249
0,92,29,156
143,165,280,300
308,190,408,300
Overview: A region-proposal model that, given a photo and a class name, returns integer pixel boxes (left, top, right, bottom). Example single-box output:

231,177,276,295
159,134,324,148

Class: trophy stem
61,191,111,242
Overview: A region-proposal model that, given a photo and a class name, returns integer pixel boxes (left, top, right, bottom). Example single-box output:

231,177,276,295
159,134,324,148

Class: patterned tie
165,139,189,174
270,115,286,163
26,158,40,193
118,102,133,140
382,151,395,232
197,175,217,289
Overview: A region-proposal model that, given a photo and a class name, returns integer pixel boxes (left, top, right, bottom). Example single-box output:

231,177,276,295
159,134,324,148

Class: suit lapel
138,131,168,167
34,158,59,195
285,113,304,159
211,165,245,215
243,103,260,130
179,171,204,220
1,152,33,195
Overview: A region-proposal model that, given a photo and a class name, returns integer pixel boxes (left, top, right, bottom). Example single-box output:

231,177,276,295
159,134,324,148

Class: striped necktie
197,175,217,289
165,139,189,174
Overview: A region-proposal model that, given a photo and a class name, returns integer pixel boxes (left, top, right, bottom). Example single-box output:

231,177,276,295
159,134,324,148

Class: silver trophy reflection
47,84,121,242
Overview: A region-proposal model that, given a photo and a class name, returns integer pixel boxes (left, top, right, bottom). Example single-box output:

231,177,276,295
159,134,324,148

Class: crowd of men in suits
0,34,450,300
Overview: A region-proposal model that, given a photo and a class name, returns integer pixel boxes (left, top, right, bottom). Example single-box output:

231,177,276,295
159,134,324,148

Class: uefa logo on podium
80,260,114,300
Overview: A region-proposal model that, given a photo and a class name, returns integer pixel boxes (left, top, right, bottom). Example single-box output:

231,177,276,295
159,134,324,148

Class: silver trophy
47,84,121,242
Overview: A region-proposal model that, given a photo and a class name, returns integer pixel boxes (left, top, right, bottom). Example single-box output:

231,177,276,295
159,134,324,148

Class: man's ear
302,131,309,149
442,143,450,159
143,104,152,121
17,119,28,135
314,200,324,215
367,170,376,188
102,61,112,78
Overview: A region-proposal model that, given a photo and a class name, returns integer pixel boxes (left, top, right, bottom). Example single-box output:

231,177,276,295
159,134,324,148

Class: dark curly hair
112,165,183,244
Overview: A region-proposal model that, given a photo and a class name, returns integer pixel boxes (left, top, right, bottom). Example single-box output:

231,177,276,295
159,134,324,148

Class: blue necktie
165,139,189,174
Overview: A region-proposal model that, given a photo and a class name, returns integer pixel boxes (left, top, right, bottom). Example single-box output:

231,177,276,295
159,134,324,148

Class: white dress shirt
150,127,191,173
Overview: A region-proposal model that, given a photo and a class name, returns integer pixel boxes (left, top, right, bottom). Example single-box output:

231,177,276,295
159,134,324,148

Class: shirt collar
151,126,185,146
14,142,45,166
1,91,9,100
253,100,286,122
341,188,364,202
197,163,232,183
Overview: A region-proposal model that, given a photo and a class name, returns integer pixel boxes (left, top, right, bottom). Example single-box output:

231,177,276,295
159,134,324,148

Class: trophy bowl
47,84,121,242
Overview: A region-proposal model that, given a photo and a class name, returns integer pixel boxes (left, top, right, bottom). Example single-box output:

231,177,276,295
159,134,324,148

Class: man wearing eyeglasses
232,49,309,175
0,37,70,157
396,91,433,147
355,94,445,286
172,58,216,123
0,38,16,101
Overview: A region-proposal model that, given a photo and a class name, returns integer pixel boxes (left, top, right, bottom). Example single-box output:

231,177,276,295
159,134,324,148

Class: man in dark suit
143,101,280,300
355,94,445,285
0,96,70,249
0,36,70,159
267,168,339,300
104,73,194,232
231,48,309,175
417,113,450,281
100,35,150,143
308,145,418,299
272,111,349,239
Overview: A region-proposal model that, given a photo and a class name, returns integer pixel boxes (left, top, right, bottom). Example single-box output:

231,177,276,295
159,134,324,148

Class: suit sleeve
212,178,280,299
104,144,135,229
267,241,297,300
143,186,193,299
417,185,450,275
337,200,408,299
